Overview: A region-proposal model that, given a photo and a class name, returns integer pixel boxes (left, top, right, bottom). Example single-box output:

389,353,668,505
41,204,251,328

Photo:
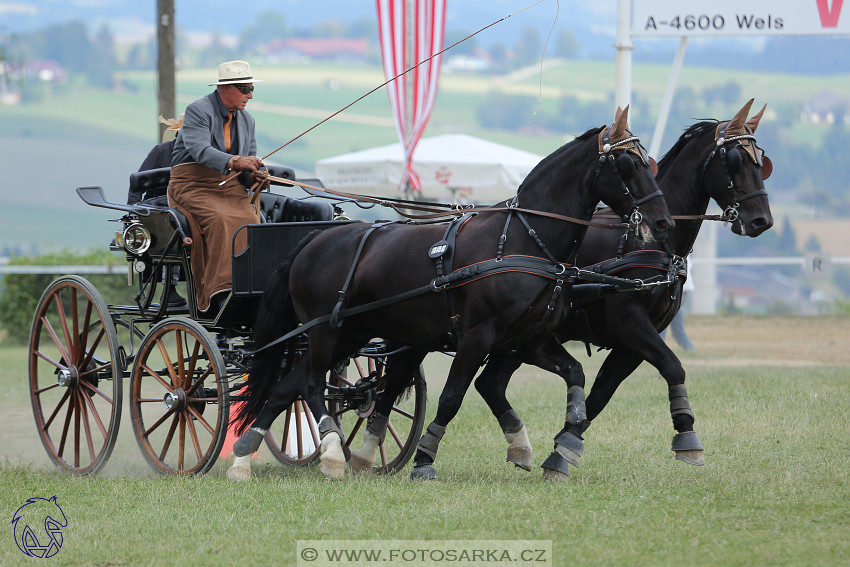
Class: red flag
377,0,446,192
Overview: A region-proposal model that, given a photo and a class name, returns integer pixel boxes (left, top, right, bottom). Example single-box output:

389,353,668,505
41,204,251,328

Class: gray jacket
171,91,257,174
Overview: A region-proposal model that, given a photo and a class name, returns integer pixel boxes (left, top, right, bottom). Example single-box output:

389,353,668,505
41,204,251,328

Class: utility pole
157,0,176,142
614,0,632,110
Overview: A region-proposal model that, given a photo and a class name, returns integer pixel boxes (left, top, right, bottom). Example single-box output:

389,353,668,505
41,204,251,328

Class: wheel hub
353,379,376,418
163,388,188,412
57,367,79,388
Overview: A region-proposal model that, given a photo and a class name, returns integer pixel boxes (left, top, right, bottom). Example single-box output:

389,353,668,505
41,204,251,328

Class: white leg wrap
320,431,346,479
225,454,253,482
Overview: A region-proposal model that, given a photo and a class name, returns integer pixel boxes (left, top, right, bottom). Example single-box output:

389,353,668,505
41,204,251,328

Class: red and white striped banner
376,0,446,192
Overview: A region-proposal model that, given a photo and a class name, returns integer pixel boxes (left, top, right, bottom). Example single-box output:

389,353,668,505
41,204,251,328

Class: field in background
2,59,850,253
1,315,848,566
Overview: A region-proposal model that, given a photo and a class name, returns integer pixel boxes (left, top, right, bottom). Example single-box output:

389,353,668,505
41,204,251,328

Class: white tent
314,133,544,203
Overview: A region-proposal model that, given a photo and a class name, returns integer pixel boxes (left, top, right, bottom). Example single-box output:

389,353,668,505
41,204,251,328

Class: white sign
805,252,832,278
632,0,850,37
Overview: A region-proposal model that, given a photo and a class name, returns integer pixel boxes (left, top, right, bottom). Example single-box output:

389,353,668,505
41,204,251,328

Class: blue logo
11,496,68,559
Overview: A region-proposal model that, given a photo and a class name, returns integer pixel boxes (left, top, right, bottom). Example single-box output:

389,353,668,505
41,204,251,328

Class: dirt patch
682,315,850,366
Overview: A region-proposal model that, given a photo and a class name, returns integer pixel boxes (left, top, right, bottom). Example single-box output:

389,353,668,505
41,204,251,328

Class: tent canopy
314,133,544,203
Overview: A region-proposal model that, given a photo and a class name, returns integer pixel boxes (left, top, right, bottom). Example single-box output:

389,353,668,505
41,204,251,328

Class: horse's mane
517,127,603,194
655,120,719,180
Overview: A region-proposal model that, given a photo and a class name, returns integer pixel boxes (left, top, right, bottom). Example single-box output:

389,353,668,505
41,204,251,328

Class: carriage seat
127,165,332,241
259,193,334,223
129,167,171,206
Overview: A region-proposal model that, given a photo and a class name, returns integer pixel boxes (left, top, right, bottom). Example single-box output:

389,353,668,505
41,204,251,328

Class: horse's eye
725,147,742,175
615,152,635,180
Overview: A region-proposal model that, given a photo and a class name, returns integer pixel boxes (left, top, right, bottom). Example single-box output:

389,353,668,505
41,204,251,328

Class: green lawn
1,316,848,566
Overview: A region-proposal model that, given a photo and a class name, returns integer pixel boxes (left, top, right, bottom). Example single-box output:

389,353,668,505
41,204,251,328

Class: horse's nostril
752,217,772,230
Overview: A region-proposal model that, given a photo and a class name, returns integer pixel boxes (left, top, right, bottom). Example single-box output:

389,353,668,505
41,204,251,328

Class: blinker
615,152,635,180
649,156,659,177
725,146,742,175
761,155,773,180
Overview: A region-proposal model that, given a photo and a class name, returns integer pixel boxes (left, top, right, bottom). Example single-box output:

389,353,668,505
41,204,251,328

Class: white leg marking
350,430,381,473
505,424,533,471
320,431,346,479
226,454,253,481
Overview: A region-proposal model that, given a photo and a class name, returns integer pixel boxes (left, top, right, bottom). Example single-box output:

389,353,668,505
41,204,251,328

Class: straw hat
209,60,263,86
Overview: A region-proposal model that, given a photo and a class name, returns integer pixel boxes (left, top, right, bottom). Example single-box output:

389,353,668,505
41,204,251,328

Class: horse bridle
702,121,771,224
596,127,664,231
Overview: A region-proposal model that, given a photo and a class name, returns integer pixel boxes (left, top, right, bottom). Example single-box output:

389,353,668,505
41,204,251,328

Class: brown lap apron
167,163,259,311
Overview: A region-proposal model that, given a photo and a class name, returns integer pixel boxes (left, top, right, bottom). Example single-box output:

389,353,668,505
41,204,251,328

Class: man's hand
250,170,271,191
228,155,265,173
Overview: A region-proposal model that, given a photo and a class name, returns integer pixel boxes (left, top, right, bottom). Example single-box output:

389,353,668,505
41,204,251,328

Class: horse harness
704,121,770,224
569,249,687,355
254,126,667,355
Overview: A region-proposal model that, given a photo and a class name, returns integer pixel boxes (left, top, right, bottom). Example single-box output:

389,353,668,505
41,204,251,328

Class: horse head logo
11,496,68,558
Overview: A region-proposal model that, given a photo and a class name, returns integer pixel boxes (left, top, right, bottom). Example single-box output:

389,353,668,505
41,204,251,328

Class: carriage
27,165,427,476
28,102,766,482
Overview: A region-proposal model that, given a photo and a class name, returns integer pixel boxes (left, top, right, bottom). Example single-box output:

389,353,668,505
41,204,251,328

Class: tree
514,26,542,66
88,23,116,88
238,11,289,53
554,30,579,59
776,217,798,254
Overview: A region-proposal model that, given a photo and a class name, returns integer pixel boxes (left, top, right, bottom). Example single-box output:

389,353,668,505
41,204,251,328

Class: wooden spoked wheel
329,356,426,475
264,355,426,474
130,318,229,475
263,397,321,467
28,276,122,475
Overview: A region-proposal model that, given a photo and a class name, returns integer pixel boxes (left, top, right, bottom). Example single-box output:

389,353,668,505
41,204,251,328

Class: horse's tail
231,230,321,434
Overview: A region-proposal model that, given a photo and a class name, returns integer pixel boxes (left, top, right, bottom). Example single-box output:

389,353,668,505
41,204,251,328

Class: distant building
260,37,371,63
801,90,850,125
1,59,67,105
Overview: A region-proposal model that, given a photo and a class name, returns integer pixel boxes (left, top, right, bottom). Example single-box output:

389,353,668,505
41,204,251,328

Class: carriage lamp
117,222,152,255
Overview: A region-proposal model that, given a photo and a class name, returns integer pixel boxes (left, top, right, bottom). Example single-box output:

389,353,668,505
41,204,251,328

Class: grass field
1,315,848,566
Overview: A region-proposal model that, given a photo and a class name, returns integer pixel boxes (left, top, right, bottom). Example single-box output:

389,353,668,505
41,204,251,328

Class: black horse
229,107,673,480
471,99,774,479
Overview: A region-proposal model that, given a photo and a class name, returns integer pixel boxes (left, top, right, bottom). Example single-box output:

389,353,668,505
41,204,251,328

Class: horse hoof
675,449,705,466
541,450,570,481
233,429,264,457
225,465,251,482
542,467,569,482
410,464,437,480
507,447,533,471
349,451,374,474
320,459,347,479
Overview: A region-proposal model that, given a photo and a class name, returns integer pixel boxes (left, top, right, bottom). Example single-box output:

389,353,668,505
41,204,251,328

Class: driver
167,60,270,313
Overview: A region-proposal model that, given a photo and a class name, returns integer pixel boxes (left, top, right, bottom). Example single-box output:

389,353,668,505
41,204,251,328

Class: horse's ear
614,106,624,122
611,104,629,139
728,98,754,133
746,103,767,132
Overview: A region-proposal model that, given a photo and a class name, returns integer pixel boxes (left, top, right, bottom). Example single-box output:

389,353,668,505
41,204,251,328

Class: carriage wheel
263,356,426,474
129,318,229,475
329,357,426,475
28,276,122,475
263,397,322,467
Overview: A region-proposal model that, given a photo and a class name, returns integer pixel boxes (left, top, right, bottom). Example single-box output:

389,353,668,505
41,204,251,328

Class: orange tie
223,112,232,152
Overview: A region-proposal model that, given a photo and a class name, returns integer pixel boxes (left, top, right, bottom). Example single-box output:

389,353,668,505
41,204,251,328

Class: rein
263,174,634,230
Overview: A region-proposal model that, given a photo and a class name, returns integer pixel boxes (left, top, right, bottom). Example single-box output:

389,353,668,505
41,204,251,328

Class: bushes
0,249,135,344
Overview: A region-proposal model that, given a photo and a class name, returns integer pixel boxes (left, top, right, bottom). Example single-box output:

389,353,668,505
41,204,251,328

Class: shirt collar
213,91,232,120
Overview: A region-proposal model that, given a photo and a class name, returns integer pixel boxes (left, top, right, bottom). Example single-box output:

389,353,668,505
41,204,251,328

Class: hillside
1,59,848,254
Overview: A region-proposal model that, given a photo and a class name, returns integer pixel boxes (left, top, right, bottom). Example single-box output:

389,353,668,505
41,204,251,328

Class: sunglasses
233,84,254,94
